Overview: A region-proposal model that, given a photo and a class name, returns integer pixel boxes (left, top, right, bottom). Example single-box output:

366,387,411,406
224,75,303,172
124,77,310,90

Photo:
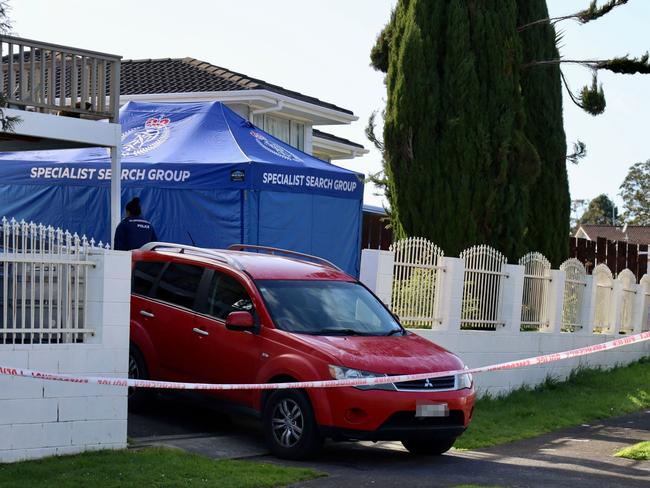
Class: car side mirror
225,311,255,331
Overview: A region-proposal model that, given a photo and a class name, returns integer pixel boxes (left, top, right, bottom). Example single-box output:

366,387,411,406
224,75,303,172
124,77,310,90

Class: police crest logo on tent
121,117,172,157
249,130,303,163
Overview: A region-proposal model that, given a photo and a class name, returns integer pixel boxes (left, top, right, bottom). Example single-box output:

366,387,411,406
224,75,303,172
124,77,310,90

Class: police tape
0,331,649,391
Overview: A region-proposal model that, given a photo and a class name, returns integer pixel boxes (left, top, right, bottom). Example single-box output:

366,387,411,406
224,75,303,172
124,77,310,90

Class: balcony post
110,143,121,248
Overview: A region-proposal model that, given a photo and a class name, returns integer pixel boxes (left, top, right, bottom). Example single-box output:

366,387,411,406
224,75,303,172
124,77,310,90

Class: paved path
129,397,650,487
279,410,650,488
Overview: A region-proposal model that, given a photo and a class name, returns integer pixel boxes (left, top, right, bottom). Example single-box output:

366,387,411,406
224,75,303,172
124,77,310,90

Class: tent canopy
0,101,364,274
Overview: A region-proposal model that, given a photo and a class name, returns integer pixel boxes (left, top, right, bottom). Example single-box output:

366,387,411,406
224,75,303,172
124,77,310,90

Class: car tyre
263,389,323,460
401,437,456,455
128,346,155,412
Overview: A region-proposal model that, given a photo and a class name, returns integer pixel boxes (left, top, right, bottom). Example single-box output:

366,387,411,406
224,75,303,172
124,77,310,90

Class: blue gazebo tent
0,101,364,275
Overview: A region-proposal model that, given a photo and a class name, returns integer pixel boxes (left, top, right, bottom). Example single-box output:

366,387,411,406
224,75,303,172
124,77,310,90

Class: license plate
416,402,449,418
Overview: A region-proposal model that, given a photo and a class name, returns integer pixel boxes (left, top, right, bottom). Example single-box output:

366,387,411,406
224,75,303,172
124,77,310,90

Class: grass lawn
615,441,650,460
0,447,323,488
455,357,650,450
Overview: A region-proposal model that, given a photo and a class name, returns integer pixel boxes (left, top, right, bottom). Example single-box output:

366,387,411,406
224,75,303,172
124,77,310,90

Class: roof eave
312,136,369,160
119,89,358,125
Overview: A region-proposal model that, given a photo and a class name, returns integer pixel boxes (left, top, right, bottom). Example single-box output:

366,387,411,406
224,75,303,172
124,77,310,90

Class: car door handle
139,310,155,318
192,327,209,336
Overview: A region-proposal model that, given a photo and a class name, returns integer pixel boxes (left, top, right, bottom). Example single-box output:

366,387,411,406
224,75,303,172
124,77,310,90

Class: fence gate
390,237,444,328
618,269,636,334
460,245,507,330
1,217,98,344
593,263,614,334
560,258,587,332
519,252,551,331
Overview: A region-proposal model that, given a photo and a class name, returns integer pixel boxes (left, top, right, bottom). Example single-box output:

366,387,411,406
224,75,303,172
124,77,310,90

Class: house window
290,121,305,151
251,113,304,151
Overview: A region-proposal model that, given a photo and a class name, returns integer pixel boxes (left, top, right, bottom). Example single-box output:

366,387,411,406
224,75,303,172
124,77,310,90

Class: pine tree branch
523,53,650,74
518,0,629,32
567,140,587,164
559,69,589,111
365,110,385,152
523,58,608,69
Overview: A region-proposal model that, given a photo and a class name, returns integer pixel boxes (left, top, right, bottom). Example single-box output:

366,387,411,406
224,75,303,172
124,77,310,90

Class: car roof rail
227,244,342,272
140,242,242,270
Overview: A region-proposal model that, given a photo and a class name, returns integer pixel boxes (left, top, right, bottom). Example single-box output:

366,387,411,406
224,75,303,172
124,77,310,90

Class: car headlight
456,367,473,390
329,365,395,390
329,365,384,380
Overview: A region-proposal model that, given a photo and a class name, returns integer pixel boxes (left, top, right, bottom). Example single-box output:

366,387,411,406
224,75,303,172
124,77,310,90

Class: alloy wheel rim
271,399,304,448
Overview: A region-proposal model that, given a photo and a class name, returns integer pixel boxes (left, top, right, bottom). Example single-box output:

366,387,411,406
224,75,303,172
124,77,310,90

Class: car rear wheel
401,437,456,455
128,346,155,412
263,389,323,460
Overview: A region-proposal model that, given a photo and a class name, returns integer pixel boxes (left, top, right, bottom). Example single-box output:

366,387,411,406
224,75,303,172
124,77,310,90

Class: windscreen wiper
317,328,373,336
385,328,405,336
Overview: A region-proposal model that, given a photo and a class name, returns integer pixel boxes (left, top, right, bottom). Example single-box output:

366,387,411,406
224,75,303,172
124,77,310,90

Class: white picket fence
390,237,444,327
519,252,551,331
0,217,131,464
361,239,650,396
371,237,650,335
459,245,508,330
0,217,108,344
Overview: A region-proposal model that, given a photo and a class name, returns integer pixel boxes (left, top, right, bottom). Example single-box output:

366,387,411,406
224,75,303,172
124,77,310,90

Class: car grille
393,375,456,391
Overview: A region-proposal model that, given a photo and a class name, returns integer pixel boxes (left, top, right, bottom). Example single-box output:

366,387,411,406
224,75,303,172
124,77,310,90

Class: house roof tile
577,224,650,245
121,57,353,115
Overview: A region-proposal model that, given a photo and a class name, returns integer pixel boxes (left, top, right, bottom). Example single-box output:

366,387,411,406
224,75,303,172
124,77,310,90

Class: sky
9,0,650,211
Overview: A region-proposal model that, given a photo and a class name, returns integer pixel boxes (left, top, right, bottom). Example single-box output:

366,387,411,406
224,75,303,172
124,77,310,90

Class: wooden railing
0,35,121,122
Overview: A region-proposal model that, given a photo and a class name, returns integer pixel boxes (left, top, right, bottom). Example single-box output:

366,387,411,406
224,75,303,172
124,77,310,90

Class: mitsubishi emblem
424,378,433,388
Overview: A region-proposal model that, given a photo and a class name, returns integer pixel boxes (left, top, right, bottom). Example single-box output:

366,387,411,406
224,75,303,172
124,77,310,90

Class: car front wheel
263,389,323,460
401,437,456,455
128,346,155,412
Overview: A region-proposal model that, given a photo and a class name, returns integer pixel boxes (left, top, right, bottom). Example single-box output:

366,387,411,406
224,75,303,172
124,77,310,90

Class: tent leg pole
110,145,121,248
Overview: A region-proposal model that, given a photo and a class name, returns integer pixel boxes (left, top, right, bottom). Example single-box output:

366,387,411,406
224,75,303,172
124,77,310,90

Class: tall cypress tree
376,0,539,259
517,0,569,266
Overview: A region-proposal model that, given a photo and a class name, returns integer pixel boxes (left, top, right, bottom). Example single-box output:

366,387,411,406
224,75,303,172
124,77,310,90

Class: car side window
154,263,204,309
206,272,253,320
132,261,166,297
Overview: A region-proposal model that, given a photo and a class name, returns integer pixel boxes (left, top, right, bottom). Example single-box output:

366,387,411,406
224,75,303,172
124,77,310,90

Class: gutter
119,90,358,124
251,100,283,116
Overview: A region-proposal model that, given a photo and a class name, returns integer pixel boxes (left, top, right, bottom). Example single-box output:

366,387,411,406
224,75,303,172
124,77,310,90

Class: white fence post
638,274,650,332
359,249,394,306
547,269,566,334
500,264,525,333
582,274,596,335
437,257,464,332
610,277,623,335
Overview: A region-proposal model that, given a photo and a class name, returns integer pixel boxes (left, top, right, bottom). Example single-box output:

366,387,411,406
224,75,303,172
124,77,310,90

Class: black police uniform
113,216,158,251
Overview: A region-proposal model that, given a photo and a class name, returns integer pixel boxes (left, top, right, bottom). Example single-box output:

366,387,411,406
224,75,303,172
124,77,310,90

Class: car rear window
132,261,165,297
154,263,204,309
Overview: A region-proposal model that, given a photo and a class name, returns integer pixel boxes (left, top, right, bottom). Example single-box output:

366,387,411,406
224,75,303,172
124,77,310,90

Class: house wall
0,250,131,463
360,250,650,397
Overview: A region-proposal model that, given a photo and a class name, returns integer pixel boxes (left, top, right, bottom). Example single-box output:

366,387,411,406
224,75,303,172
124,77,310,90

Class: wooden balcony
1,35,121,122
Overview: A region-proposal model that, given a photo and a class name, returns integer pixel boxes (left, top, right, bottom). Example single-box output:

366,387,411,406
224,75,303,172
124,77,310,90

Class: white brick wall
0,250,131,463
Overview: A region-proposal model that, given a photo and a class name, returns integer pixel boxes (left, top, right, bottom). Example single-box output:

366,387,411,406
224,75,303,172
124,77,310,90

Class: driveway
129,398,649,487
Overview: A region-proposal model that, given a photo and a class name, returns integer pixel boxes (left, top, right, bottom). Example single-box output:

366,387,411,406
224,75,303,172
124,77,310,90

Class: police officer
113,197,158,251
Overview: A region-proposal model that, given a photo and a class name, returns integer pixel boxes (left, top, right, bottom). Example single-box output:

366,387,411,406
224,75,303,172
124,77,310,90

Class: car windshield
256,280,402,336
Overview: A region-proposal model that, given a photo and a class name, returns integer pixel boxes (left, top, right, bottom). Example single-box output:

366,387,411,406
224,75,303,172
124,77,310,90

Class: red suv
128,243,475,459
